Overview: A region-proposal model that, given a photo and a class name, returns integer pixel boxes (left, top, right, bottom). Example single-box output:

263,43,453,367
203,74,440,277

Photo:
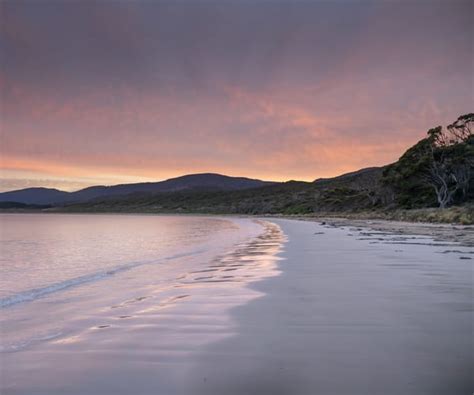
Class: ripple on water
3,220,286,356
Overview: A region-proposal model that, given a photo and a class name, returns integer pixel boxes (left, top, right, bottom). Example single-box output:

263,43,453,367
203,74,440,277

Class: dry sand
277,215,474,246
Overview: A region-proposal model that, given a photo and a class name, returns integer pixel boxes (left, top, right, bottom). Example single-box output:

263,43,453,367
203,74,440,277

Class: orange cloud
1,74,468,189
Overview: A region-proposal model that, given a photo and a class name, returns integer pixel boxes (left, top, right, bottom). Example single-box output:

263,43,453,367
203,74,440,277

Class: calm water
0,214,270,347
0,213,284,394
0,214,255,303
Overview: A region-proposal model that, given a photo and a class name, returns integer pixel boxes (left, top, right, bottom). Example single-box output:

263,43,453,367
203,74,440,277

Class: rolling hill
0,173,277,205
53,167,389,215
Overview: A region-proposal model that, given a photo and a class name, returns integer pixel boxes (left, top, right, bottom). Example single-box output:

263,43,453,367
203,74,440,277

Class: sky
1,0,472,192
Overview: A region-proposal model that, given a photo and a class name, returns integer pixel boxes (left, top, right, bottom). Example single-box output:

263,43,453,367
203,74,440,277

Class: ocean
1,213,284,394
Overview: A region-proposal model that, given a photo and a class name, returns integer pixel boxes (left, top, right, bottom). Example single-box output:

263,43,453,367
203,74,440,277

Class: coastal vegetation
382,113,473,209
1,114,473,224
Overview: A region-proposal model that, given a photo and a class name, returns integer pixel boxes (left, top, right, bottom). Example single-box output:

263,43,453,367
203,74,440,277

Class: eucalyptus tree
382,113,473,209
424,114,473,208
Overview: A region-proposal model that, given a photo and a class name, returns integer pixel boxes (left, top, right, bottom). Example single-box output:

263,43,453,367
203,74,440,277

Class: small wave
0,249,204,309
0,331,64,353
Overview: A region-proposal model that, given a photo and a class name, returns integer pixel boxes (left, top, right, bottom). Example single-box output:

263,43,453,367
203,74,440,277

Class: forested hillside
58,114,472,218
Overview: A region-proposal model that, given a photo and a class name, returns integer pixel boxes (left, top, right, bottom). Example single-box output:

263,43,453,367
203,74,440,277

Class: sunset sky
1,0,472,192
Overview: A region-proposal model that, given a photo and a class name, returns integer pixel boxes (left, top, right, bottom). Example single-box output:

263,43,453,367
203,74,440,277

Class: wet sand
187,219,473,395
2,218,473,394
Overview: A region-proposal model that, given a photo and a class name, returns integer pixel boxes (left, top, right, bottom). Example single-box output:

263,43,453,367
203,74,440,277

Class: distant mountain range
0,167,394,212
0,173,277,205
1,114,472,221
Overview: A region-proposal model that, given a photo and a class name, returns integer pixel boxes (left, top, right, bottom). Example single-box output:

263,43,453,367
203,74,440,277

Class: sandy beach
186,218,473,394
3,1,473,393
2,216,473,394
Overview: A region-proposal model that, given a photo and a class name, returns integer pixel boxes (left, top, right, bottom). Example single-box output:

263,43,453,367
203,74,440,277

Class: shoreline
270,215,474,247
2,210,472,246
187,218,473,394
2,215,472,394
1,216,285,394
